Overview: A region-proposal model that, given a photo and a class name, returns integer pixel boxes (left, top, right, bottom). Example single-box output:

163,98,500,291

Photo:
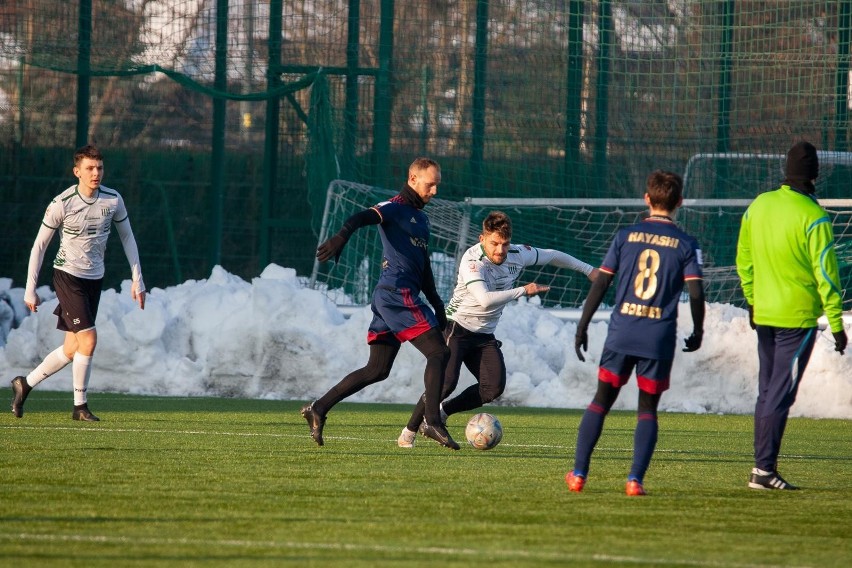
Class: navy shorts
52,270,102,333
598,347,673,394
367,285,437,345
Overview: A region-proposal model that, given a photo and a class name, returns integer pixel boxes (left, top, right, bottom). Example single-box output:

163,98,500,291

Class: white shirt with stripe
25,184,145,305
446,243,593,334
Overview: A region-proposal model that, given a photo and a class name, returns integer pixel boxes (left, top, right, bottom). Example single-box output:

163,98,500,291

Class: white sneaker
397,427,416,448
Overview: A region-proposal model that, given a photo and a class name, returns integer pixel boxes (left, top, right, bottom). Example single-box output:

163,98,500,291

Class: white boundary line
2,423,834,460
0,532,811,567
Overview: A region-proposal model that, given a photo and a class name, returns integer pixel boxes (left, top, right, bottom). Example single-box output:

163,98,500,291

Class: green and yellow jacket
736,185,845,333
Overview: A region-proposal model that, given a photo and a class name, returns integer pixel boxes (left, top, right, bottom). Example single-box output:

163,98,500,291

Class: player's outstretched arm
537,249,596,279
682,279,705,352
574,272,613,361
316,208,381,263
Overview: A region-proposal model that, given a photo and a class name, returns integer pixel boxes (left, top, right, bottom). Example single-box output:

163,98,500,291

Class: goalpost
309,153,852,313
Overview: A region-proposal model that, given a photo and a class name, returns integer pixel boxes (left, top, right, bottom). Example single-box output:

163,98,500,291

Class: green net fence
1,1,850,303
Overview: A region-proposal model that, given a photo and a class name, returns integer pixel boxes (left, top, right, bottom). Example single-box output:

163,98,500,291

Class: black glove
833,330,848,355
682,331,703,352
574,328,588,362
316,234,347,263
746,304,756,330
435,307,448,332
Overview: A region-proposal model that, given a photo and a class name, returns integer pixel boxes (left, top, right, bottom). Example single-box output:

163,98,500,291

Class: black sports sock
410,329,450,425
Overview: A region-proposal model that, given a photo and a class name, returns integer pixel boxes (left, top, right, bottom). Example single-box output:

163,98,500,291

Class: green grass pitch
1,389,850,567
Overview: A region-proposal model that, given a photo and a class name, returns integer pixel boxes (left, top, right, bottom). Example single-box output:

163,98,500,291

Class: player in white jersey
398,210,598,447
10,145,146,421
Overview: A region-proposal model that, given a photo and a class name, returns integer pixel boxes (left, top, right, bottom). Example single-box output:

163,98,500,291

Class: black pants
406,320,505,430
754,325,816,471
316,327,448,425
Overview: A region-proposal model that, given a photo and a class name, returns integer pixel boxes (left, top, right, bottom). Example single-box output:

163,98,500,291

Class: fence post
594,0,611,184
715,0,734,197
836,0,851,152
210,0,229,271
564,0,584,194
76,0,91,148
716,0,734,154
372,0,394,189
261,0,283,268
471,0,489,191
343,0,361,180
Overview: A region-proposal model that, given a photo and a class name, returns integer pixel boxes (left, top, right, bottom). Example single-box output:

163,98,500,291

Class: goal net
309,180,852,312
683,151,852,200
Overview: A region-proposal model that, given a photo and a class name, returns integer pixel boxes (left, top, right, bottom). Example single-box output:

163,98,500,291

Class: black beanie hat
784,140,819,193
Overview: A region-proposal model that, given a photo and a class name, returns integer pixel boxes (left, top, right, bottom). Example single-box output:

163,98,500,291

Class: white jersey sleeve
114,204,146,293
42,194,66,229
464,279,525,310
24,194,68,305
24,223,58,306
535,248,594,275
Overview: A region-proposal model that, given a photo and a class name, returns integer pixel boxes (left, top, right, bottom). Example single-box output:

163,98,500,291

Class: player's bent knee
424,344,450,366
479,385,504,404
367,363,394,382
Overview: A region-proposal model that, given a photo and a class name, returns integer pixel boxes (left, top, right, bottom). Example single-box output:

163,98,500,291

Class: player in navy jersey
566,170,705,496
300,158,459,449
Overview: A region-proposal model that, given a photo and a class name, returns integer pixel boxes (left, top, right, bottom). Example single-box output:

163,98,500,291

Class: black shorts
52,270,103,333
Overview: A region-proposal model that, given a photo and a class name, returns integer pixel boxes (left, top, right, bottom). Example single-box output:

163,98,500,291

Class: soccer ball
465,412,503,450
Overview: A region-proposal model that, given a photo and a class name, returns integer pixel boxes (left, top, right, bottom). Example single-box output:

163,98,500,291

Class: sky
1,264,850,420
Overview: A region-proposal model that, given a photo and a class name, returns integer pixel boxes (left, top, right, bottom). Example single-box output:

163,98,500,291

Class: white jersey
446,242,593,334
25,184,145,305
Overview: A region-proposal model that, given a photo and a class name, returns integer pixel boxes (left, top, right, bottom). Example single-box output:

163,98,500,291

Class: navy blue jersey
601,217,703,360
373,193,431,293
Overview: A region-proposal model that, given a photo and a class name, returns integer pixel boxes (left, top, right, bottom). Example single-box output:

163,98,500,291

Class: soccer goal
682,150,852,201
309,179,852,312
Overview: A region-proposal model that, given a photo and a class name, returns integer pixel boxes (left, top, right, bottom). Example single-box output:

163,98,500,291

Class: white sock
27,347,72,388
752,468,773,476
72,353,93,406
